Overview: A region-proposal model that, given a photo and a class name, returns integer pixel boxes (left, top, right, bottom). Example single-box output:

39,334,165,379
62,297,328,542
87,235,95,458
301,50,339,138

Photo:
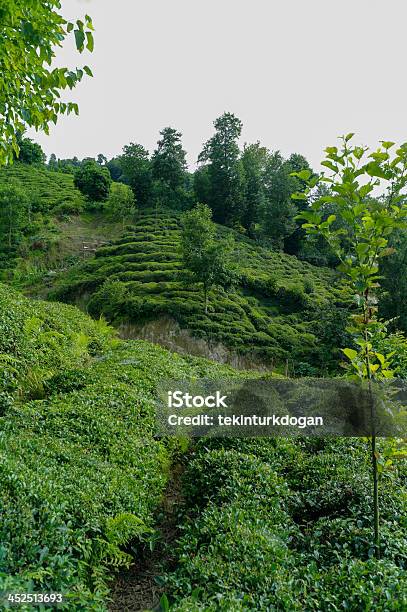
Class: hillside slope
0,162,84,213
51,210,350,373
0,283,245,609
0,164,126,288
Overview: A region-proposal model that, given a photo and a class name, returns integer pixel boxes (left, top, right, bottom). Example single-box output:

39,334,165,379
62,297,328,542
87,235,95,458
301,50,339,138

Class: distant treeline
44,113,330,262
12,117,407,333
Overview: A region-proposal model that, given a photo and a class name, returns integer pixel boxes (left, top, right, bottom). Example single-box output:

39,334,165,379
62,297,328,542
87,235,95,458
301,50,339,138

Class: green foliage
0,283,245,607
295,134,407,558
151,127,187,191
258,151,299,250
0,1,94,165
241,143,268,235
14,135,46,164
106,182,136,227
87,279,129,321
374,331,407,378
74,160,112,203
51,209,346,371
0,283,113,405
181,204,237,313
0,163,85,215
198,112,246,225
0,182,30,249
380,230,407,333
164,438,406,611
118,143,152,207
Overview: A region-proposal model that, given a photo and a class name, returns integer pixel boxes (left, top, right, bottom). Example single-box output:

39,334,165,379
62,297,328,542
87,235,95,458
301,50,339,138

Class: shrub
53,198,83,218
87,279,129,321
74,160,112,202
276,283,308,312
44,368,91,395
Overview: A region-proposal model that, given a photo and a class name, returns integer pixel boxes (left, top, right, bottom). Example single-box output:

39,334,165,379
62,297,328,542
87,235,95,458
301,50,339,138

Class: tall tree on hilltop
258,151,298,250
283,153,313,255
119,143,152,208
151,127,187,190
241,142,268,236
198,112,245,226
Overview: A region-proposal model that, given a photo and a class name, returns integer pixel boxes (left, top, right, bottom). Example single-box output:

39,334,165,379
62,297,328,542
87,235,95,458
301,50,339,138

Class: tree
0,1,94,165
118,144,152,208
379,230,407,333
198,112,245,226
48,153,58,170
0,183,29,248
14,135,46,165
181,204,236,313
193,165,211,207
151,127,187,190
294,134,407,559
106,183,136,229
283,154,313,255
241,143,268,236
259,152,298,250
97,153,107,166
49,156,81,174
106,158,123,182
74,160,112,202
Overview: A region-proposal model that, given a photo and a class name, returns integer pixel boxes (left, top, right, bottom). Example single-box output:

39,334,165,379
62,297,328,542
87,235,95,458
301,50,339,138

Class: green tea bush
181,448,291,511
44,368,92,395
50,210,348,371
164,438,407,611
0,284,248,609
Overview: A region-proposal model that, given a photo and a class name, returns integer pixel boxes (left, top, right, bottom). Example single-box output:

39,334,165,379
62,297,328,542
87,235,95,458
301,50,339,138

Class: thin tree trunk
364,291,380,559
371,434,380,558
8,202,12,248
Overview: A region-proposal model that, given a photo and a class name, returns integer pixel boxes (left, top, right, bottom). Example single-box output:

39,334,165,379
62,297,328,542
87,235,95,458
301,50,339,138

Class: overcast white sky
30,0,407,170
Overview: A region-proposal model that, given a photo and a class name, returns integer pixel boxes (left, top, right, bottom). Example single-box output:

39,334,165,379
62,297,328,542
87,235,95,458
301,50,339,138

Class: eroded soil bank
118,316,272,372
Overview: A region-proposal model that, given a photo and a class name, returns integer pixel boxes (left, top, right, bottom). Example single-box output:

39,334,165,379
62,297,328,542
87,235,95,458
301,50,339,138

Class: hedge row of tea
51,210,350,373
0,163,84,216
0,283,242,609
165,437,407,610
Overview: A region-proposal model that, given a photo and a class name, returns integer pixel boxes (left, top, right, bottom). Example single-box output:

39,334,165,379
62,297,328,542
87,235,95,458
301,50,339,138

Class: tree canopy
74,160,111,202
198,112,245,226
0,0,94,165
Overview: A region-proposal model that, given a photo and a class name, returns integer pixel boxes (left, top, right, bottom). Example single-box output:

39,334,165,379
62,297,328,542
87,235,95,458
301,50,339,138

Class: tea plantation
0,163,84,216
51,210,351,374
0,283,243,609
165,437,406,611
0,277,405,610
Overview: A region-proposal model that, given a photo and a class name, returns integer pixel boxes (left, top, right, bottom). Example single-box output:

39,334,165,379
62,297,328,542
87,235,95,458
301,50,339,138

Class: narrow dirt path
108,464,183,612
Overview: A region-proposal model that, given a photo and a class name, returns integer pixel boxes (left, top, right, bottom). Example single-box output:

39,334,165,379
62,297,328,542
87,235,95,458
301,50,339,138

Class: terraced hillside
51,210,351,373
0,162,84,213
